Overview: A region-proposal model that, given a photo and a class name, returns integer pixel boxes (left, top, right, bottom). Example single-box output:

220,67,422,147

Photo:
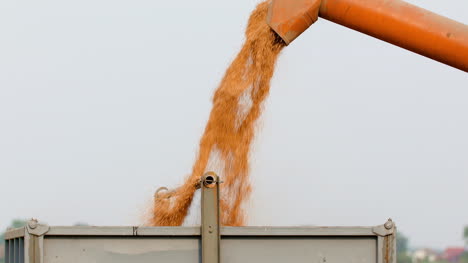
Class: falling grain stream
149,1,285,226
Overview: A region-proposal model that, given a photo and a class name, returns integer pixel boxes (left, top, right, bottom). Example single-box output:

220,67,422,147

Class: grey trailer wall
4,221,396,263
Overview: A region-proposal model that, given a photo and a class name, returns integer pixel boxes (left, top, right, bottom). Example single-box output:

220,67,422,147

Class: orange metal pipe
267,0,468,72
319,0,468,72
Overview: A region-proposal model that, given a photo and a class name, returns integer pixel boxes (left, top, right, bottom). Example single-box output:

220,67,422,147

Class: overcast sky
1,0,467,249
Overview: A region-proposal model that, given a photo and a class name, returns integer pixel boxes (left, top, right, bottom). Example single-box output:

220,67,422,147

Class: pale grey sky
1,0,467,249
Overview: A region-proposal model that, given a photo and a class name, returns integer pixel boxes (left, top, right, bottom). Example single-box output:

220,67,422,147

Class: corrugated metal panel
19,238,24,263
3,237,24,263
5,240,9,263
15,238,19,263
9,239,13,263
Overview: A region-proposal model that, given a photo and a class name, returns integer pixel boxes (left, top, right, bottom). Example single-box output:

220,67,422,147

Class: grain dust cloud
149,1,285,226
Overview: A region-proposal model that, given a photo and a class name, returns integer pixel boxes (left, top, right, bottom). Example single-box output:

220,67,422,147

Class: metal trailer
3,220,397,263
3,174,397,263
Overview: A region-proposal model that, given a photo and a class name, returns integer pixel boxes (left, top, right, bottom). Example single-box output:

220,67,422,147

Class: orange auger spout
267,0,468,72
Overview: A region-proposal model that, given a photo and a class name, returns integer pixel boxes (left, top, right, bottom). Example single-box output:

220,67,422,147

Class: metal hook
154,187,169,199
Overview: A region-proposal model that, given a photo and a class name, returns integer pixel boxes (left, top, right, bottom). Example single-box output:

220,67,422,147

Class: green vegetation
398,253,413,263
0,219,27,244
397,226,468,263
397,231,412,263
460,252,468,263
464,225,468,245
462,226,468,263
397,231,409,253
0,219,27,263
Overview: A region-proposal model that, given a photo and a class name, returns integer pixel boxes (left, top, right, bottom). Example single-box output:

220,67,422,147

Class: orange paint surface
320,0,468,72
268,0,468,72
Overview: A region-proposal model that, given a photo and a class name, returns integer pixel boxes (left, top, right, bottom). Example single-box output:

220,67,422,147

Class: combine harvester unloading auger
268,0,468,72
4,1,467,263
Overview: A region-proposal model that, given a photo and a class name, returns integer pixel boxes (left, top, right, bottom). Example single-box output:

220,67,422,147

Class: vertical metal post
373,219,397,263
26,219,49,263
201,172,220,263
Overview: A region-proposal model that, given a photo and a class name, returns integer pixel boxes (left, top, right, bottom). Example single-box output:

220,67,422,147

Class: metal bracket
25,219,49,263
372,218,395,237
26,219,50,237
201,171,221,263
